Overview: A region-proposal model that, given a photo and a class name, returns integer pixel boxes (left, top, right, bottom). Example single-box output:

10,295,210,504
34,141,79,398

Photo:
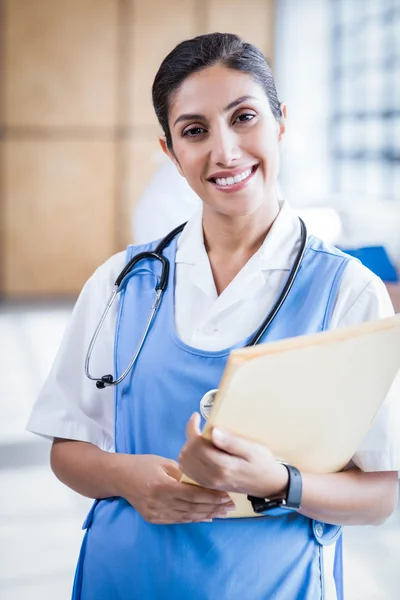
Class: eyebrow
173,95,257,127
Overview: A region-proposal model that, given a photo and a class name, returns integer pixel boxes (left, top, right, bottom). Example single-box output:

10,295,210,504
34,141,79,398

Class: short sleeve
333,261,400,472
26,252,126,452
351,373,400,471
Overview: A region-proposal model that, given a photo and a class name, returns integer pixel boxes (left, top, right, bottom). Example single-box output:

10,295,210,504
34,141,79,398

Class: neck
202,199,280,258
201,197,281,296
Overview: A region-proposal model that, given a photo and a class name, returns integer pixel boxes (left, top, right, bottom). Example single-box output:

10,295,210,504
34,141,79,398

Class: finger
211,427,253,459
180,435,228,474
186,412,201,441
179,440,240,492
173,505,233,520
153,517,195,525
163,461,182,481
155,503,236,524
154,507,225,524
173,498,236,514
157,518,212,524
174,482,232,504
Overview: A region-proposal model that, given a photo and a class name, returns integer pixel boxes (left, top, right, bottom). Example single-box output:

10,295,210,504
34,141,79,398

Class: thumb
186,412,201,441
164,460,182,481
211,427,250,459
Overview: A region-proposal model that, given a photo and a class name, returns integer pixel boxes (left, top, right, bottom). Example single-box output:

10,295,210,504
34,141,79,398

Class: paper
181,314,400,518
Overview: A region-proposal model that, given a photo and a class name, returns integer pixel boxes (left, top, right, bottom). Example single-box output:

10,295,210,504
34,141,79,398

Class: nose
209,124,241,166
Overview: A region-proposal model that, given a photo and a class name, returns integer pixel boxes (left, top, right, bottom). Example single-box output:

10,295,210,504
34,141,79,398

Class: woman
27,33,399,600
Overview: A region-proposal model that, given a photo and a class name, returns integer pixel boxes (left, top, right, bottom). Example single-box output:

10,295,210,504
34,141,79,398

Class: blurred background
0,0,399,598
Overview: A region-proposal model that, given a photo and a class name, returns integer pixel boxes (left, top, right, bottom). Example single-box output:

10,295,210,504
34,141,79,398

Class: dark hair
152,32,282,150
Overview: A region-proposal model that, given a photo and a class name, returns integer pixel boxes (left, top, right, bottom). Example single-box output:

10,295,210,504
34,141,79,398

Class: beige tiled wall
4,0,119,128
207,0,275,61
128,0,198,128
0,0,275,296
3,140,116,295
117,139,164,247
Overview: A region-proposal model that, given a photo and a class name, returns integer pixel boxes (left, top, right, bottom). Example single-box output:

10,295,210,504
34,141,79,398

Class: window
331,0,400,200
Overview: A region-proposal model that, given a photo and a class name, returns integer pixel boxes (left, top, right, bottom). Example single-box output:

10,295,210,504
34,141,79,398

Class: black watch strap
282,464,302,509
247,464,302,514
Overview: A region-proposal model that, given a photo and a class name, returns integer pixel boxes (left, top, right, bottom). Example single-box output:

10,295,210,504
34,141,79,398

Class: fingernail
226,504,236,511
213,428,225,443
202,519,213,523
221,496,232,504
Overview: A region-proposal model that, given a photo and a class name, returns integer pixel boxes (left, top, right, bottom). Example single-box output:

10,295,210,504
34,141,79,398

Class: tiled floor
0,303,399,599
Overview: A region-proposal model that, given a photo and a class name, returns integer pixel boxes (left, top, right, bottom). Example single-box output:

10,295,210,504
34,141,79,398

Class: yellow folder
181,314,400,518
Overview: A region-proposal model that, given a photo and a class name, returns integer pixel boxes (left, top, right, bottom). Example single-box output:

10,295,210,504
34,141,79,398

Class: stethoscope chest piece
200,389,218,420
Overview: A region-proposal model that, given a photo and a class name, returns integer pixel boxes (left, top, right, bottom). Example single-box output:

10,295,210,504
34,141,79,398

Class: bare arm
299,469,398,526
50,439,235,524
179,416,399,526
51,439,124,499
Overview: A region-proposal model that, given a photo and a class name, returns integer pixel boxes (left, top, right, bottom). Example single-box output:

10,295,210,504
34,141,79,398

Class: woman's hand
113,453,236,524
179,413,288,498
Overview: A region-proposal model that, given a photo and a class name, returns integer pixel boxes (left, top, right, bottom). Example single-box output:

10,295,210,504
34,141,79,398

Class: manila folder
181,314,400,518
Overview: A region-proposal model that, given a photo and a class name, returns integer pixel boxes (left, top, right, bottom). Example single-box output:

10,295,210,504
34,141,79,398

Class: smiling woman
26,33,399,600
153,35,284,229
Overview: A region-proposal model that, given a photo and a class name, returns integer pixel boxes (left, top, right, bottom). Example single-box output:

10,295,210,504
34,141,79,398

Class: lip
208,165,257,180
208,164,259,193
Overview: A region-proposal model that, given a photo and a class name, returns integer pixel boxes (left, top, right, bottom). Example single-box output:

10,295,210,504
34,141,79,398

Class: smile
208,165,258,192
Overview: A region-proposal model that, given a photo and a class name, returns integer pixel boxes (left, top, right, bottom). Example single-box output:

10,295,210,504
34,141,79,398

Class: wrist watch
247,464,302,514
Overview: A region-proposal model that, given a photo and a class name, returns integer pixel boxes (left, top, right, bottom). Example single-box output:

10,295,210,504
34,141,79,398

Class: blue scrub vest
72,234,350,600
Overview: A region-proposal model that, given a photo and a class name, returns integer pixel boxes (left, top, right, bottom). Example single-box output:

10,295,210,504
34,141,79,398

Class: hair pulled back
152,32,282,149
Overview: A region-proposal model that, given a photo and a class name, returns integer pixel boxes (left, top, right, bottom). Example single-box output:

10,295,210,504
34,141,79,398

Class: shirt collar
175,206,204,265
175,200,303,272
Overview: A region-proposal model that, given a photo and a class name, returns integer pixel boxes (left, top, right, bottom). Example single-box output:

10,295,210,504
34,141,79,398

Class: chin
211,195,266,219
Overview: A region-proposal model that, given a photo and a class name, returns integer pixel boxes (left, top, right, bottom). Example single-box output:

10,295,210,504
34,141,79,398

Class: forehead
169,64,268,120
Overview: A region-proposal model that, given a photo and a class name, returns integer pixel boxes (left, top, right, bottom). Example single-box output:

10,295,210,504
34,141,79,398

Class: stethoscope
85,217,308,419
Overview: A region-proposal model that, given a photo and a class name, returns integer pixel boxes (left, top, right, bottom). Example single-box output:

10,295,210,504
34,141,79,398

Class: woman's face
163,64,285,219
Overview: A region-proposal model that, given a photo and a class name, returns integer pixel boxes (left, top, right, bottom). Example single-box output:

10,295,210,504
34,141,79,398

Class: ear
158,137,184,177
278,103,287,141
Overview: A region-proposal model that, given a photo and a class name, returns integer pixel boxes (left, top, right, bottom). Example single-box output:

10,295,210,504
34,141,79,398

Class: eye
234,112,256,124
182,126,207,138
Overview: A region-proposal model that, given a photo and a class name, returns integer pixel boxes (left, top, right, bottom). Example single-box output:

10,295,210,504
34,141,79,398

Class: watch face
200,389,218,420
247,496,285,514
262,499,285,510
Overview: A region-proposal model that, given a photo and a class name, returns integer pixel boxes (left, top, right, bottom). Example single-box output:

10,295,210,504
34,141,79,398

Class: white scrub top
27,201,400,471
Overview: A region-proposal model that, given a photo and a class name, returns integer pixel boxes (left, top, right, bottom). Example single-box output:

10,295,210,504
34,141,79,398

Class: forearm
50,438,123,499
298,468,398,526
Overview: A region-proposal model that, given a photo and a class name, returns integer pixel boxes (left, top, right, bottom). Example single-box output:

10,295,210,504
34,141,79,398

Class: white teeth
215,168,252,187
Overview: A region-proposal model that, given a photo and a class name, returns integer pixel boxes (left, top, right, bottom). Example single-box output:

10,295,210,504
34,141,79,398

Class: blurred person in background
133,159,200,245
27,33,399,600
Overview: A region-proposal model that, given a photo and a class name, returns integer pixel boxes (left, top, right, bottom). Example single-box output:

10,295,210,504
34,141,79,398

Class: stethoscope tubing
85,288,163,389
84,218,307,389
247,218,307,346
